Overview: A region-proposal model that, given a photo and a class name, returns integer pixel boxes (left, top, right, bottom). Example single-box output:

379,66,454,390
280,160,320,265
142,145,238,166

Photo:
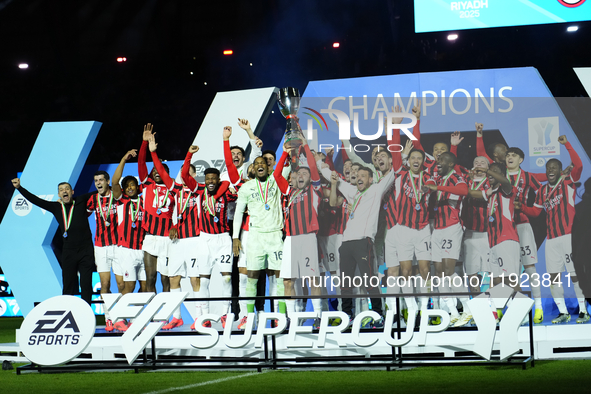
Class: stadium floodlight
567,25,579,32
447,34,458,41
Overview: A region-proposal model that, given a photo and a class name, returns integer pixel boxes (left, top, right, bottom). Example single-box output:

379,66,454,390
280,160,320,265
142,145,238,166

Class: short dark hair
94,170,110,181
189,164,196,174
489,162,507,173
262,150,276,160
57,182,72,189
506,147,525,160
439,151,457,166
546,158,562,169
121,176,138,190
488,142,507,157
357,166,373,177
343,159,352,165
204,167,220,177
162,163,170,174
408,148,425,161
230,145,245,157
351,162,362,169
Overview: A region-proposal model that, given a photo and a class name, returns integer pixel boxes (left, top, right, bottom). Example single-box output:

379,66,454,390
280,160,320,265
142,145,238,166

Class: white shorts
384,226,399,268
462,230,490,275
489,240,520,277
517,223,538,267
431,223,464,263
198,232,233,275
95,245,118,274
545,234,575,274
115,247,146,282
394,224,431,262
280,234,320,279
238,231,248,269
168,237,200,278
246,230,283,271
142,234,172,275
318,234,342,273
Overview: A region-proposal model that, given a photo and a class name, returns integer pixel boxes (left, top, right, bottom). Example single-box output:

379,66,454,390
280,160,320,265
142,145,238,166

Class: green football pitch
2,317,590,394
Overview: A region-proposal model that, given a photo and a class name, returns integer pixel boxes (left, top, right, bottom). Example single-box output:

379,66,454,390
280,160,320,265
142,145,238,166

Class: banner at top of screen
415,0,591,33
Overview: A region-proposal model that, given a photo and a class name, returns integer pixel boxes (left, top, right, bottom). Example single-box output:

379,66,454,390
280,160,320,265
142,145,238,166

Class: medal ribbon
129,197,140,222
436,172,453,201
471,177,487,191
409,171,423,205
545,175,565,202
488,192,498,218
203,188,216,216
289,189,303,207
60,201,75,232
154,187,170,211
350,188,369,217
257,177,270,207
178,188,191,216
507,168,522,188
97,192,113,223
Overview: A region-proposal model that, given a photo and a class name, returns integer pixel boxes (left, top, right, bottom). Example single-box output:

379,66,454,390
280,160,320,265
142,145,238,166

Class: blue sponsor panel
415,0,591,33
0,122,101,316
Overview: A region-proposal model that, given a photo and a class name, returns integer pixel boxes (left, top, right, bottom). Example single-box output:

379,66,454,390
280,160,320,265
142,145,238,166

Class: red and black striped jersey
199,187,238,234
432,172,466,230
176,185,202,239
116,195,145,250
487,186,519,247
381,182,397,230
507,169,542,225
394,170,433,230
534,176,577,239
284,186,322,236
462,177,490,232
139,179,180,236
87,192,118,247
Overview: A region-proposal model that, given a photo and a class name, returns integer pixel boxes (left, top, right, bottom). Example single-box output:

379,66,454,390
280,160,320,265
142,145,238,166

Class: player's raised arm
388,106,403,172
238,118,262,159
138,123,153,183
222,126,241,184
181,145,199,192
560,135,583,182
329,171,344,207
301,137,321,187
274,146,291,195
410,99,425,152
12,178,55,210
148,134,174,189
475,122,493,164
112,149,137,199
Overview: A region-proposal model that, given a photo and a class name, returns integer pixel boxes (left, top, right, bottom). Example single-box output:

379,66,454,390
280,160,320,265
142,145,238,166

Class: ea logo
11,196,32,217
536,157,546,167
19,295,95,366
558,0,586,7
192,160,210,182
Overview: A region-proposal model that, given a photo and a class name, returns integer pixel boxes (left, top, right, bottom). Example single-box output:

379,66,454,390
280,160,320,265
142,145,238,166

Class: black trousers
339,238,383,317
61,246,95,305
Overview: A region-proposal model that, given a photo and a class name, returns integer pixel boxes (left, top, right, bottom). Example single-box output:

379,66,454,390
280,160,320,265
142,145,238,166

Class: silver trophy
277,87,304,154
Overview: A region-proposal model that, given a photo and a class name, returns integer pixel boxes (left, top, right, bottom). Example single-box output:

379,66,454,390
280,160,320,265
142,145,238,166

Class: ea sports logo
11,196,32,217
558,0,586,7
192,160,209,182
19,295,95,366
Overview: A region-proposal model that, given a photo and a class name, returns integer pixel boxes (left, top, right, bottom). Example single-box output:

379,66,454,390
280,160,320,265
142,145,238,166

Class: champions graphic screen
414,0,591,33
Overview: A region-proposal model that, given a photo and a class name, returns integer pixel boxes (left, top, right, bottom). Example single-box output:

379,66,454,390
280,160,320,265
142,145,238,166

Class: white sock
194,289,202,318
386,281,399,314
268,275,279,312
311,298,322,317
102,293,111,321
285,299,296,316
320,276,329,311
401,279,418,310
221,275,232,315
451,273,471,314
572,280,587,313
200,278,210,315
239,273,248,318
550,284,568,314
524,266,542,305
170,288,182,319
439,282,458,316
